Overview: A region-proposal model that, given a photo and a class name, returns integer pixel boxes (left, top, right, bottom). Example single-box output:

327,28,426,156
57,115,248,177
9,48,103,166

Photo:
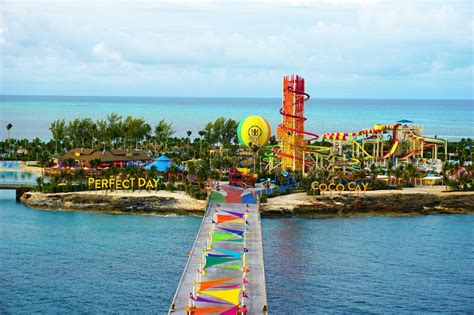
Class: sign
311,181,368,193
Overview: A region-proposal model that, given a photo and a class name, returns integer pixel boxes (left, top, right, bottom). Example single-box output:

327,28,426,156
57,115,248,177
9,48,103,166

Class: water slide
380,140,399,159
405,131,446,145
398,143,435,160
397,131,445,160
348,139,399,159
271,85,322,165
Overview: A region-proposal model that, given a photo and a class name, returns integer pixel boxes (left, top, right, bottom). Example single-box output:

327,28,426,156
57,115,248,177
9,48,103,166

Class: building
61,148,150,165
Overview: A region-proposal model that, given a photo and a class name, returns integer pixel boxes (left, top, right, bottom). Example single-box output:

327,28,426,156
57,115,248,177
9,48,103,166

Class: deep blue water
0,190,200,313
1,95,472,141
1,190,473,313
262,217,474,313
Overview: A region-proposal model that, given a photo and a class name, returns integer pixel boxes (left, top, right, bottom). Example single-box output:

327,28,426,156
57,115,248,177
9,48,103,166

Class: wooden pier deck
169,186,267,314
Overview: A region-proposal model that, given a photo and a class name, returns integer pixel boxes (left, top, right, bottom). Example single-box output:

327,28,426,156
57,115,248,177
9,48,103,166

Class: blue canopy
145,155,172,172
397,119,414,123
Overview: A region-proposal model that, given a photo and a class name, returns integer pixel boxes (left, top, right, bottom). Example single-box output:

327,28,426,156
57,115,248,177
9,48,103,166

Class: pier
169,185,267,314
0,183,36,200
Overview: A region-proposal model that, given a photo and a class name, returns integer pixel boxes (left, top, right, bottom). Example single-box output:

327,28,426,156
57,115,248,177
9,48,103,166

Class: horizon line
1,94,473,101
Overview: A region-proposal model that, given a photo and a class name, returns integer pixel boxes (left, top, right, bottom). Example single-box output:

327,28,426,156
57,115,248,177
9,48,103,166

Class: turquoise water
1,189,473,312
1,96,473,141
0,171,39,185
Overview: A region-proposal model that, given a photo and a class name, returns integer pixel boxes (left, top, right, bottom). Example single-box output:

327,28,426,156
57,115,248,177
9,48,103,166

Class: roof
145,155,172,171
396,119,414,123
61,148,149,163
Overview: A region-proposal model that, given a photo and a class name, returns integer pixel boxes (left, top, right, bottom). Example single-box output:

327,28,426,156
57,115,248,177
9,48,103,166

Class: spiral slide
272,83,322,165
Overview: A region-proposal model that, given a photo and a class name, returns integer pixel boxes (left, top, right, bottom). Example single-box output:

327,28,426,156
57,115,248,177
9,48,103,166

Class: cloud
92,43,123,62
0,0,472,98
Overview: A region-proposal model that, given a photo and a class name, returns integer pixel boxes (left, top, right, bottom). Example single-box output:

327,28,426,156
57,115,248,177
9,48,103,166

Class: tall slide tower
276,75,318,171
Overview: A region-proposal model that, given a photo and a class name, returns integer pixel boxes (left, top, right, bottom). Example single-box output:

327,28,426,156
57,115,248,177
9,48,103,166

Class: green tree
154,119,175,151
50,119,66,154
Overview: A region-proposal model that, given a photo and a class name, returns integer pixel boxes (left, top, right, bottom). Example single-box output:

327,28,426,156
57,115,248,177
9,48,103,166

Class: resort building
61,148,150,166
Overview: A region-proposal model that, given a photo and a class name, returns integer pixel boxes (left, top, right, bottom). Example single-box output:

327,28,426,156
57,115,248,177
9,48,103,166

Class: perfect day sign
88,177,159,190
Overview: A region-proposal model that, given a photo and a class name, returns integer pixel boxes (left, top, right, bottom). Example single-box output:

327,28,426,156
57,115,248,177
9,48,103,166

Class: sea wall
20,192,206,216
260,193,474,218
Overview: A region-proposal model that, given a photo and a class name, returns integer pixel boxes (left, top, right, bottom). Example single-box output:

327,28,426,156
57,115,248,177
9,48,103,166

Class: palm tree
6,123,12,140
393,165,404,186
187,130,192,152
198,130,206,156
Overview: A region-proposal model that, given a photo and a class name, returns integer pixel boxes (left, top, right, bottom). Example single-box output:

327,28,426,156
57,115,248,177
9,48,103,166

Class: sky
1,0,473,99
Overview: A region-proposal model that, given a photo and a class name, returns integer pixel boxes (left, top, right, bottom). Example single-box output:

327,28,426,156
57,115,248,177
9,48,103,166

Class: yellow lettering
355,185,362,192
138,178,146,187
102,179,108,188
152,179,159,188
130,178,136,188
320,184,327,192
328,183,336,191
311,181,319,190
336,184,345,192
146,180,154,189
122,179,130,189
88,177,94,186
361,183,369,191
95,180,100,190
348,182,356,191
116,179,122,190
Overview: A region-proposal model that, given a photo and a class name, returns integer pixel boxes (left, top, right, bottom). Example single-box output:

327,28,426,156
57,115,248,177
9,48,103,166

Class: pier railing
168,185,216,314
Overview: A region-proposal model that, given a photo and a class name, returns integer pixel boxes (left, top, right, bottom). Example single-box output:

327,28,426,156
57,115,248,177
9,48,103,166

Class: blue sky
1,0,473,99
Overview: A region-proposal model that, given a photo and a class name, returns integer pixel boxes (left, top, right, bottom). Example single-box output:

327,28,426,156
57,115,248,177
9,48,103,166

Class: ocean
1,95,473,141
1,190,473,313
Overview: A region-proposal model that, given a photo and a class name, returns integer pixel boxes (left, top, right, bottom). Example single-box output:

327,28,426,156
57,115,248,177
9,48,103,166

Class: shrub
166,182,175,192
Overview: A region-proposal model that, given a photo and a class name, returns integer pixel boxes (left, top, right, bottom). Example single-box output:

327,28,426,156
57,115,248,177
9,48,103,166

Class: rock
260,193,474,218
20,192,205,216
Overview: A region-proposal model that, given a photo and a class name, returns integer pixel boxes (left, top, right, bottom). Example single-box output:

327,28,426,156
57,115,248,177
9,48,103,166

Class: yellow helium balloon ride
237,116,271,148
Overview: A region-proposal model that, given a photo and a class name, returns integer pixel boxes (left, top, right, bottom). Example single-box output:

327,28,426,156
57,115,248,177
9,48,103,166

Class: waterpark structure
259,75,448,175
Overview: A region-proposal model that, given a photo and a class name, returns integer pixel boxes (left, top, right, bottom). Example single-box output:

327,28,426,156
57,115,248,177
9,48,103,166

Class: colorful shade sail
219,210,245,218
216,214,242,224
204,256,238,269
194,306,230,315
199,276,240,292
220,305,239,315
202,288,241,305
195,296,232,305
217,227,244,237
213,248,241,258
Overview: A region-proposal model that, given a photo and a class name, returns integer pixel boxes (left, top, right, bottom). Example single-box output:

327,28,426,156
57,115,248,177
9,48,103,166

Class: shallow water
1,190,473,313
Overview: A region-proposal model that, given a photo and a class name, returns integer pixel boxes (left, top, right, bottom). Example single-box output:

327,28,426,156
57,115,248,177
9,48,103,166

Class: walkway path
169,185,267,314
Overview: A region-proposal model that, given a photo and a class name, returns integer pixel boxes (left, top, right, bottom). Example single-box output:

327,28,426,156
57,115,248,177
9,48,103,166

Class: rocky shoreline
260,192,474,218
20,190,474,218
20,191,206,216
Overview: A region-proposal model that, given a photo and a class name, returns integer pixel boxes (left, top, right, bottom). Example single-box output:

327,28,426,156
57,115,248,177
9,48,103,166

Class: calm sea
1,190,473,313
1,95,473,141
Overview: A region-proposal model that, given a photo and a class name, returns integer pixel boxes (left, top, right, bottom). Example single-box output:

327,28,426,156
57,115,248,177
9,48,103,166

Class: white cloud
92,43,123,62
0,0,472,98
